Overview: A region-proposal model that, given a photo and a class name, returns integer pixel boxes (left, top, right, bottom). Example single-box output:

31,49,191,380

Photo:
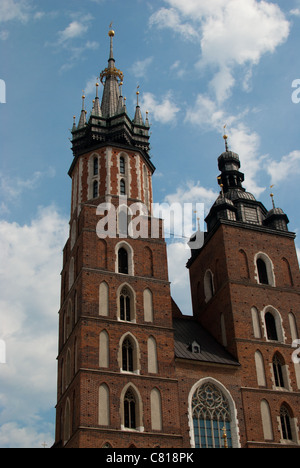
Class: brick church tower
187,134,300,447
54,28,182,449
54,29,300,449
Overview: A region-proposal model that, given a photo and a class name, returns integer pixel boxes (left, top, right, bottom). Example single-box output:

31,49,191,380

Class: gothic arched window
257,258,269,285
280,405,293,442
273,353,286,388
120,156,125,175
93,180,98,199
122,338,134,372
120,287,131,321
265,312,278,341
93,157,99,176
118,248,128,274
120,179,126,196
124,389,136,429
192,383,233,448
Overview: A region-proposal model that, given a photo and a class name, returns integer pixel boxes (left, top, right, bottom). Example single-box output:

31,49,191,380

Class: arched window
122,338,134,372
93,157,99,176
280,405,293,442
93,180,98,199
272,353,286,389
257,258,269,285
120,287,131,321
192,383,233,448
120,179,126,196
204,270,214,303
120,156,125,175
255,253,275,286
118,248,128,274
124,389,136,429
265,312,278,341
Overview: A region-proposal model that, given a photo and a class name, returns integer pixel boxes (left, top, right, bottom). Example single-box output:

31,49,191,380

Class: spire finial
223,124,229,152
82,91,85,110
270,185,276,209
136,85,140,106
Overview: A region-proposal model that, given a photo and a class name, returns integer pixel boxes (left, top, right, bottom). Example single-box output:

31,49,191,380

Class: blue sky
0,0,300,448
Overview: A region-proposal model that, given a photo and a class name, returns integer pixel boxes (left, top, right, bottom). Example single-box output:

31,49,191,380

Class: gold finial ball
223,134,228,140
108,29,115,37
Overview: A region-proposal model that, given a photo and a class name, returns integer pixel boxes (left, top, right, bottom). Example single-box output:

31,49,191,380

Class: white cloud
0,0,30,23
140,91,180,124
130,57,154,79
0,168,55,210
0,206,68,447
58,20,89,44
167,241,192,316
185,94,266,197
266,150,300,184
150,0,290,102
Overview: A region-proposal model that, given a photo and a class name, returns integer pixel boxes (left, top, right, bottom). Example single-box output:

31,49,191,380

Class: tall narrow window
192,383,233,448
120,156,125,175
93,157,99,176
265,312,278,341
120,288,131,321
204,270,214,302
93,180,98,199
118,248,128,274
280,405,293,442
257,258,269,285
273,354,286,388
122,338,134,372
120,179,126,196
124,389,136,429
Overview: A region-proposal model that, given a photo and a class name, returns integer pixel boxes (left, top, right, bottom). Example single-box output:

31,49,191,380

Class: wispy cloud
130,57,154,79
140,91,180,124
0,0,30,23
46,14,98,72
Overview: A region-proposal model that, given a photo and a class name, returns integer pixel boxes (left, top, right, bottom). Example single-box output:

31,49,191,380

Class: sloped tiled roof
173,318,239,367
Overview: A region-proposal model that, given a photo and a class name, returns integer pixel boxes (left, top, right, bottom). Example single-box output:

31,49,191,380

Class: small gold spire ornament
223,125,229,152
222,426,228,449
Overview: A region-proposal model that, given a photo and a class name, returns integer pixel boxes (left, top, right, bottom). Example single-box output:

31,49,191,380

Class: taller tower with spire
54,28,182,449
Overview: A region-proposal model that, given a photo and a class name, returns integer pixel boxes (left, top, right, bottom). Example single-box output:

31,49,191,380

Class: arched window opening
204,270,214,303
93,157,99,176
120,156,125,175
120,179,126,196
192,383,233,448
93,180,98,199
122,338,134,372
257,258,269,285
120,287,131,321
280,406,293,442
118,248,128,274
265,312,278,341
124,389,136,429
273,354,286,388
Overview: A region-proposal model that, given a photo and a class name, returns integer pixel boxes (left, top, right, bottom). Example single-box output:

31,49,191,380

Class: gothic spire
77,92,87,129
133,88,144,126
91,82,102,117
100,27,124,118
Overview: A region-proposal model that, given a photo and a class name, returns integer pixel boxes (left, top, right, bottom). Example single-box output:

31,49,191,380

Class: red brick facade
53,32,300,449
